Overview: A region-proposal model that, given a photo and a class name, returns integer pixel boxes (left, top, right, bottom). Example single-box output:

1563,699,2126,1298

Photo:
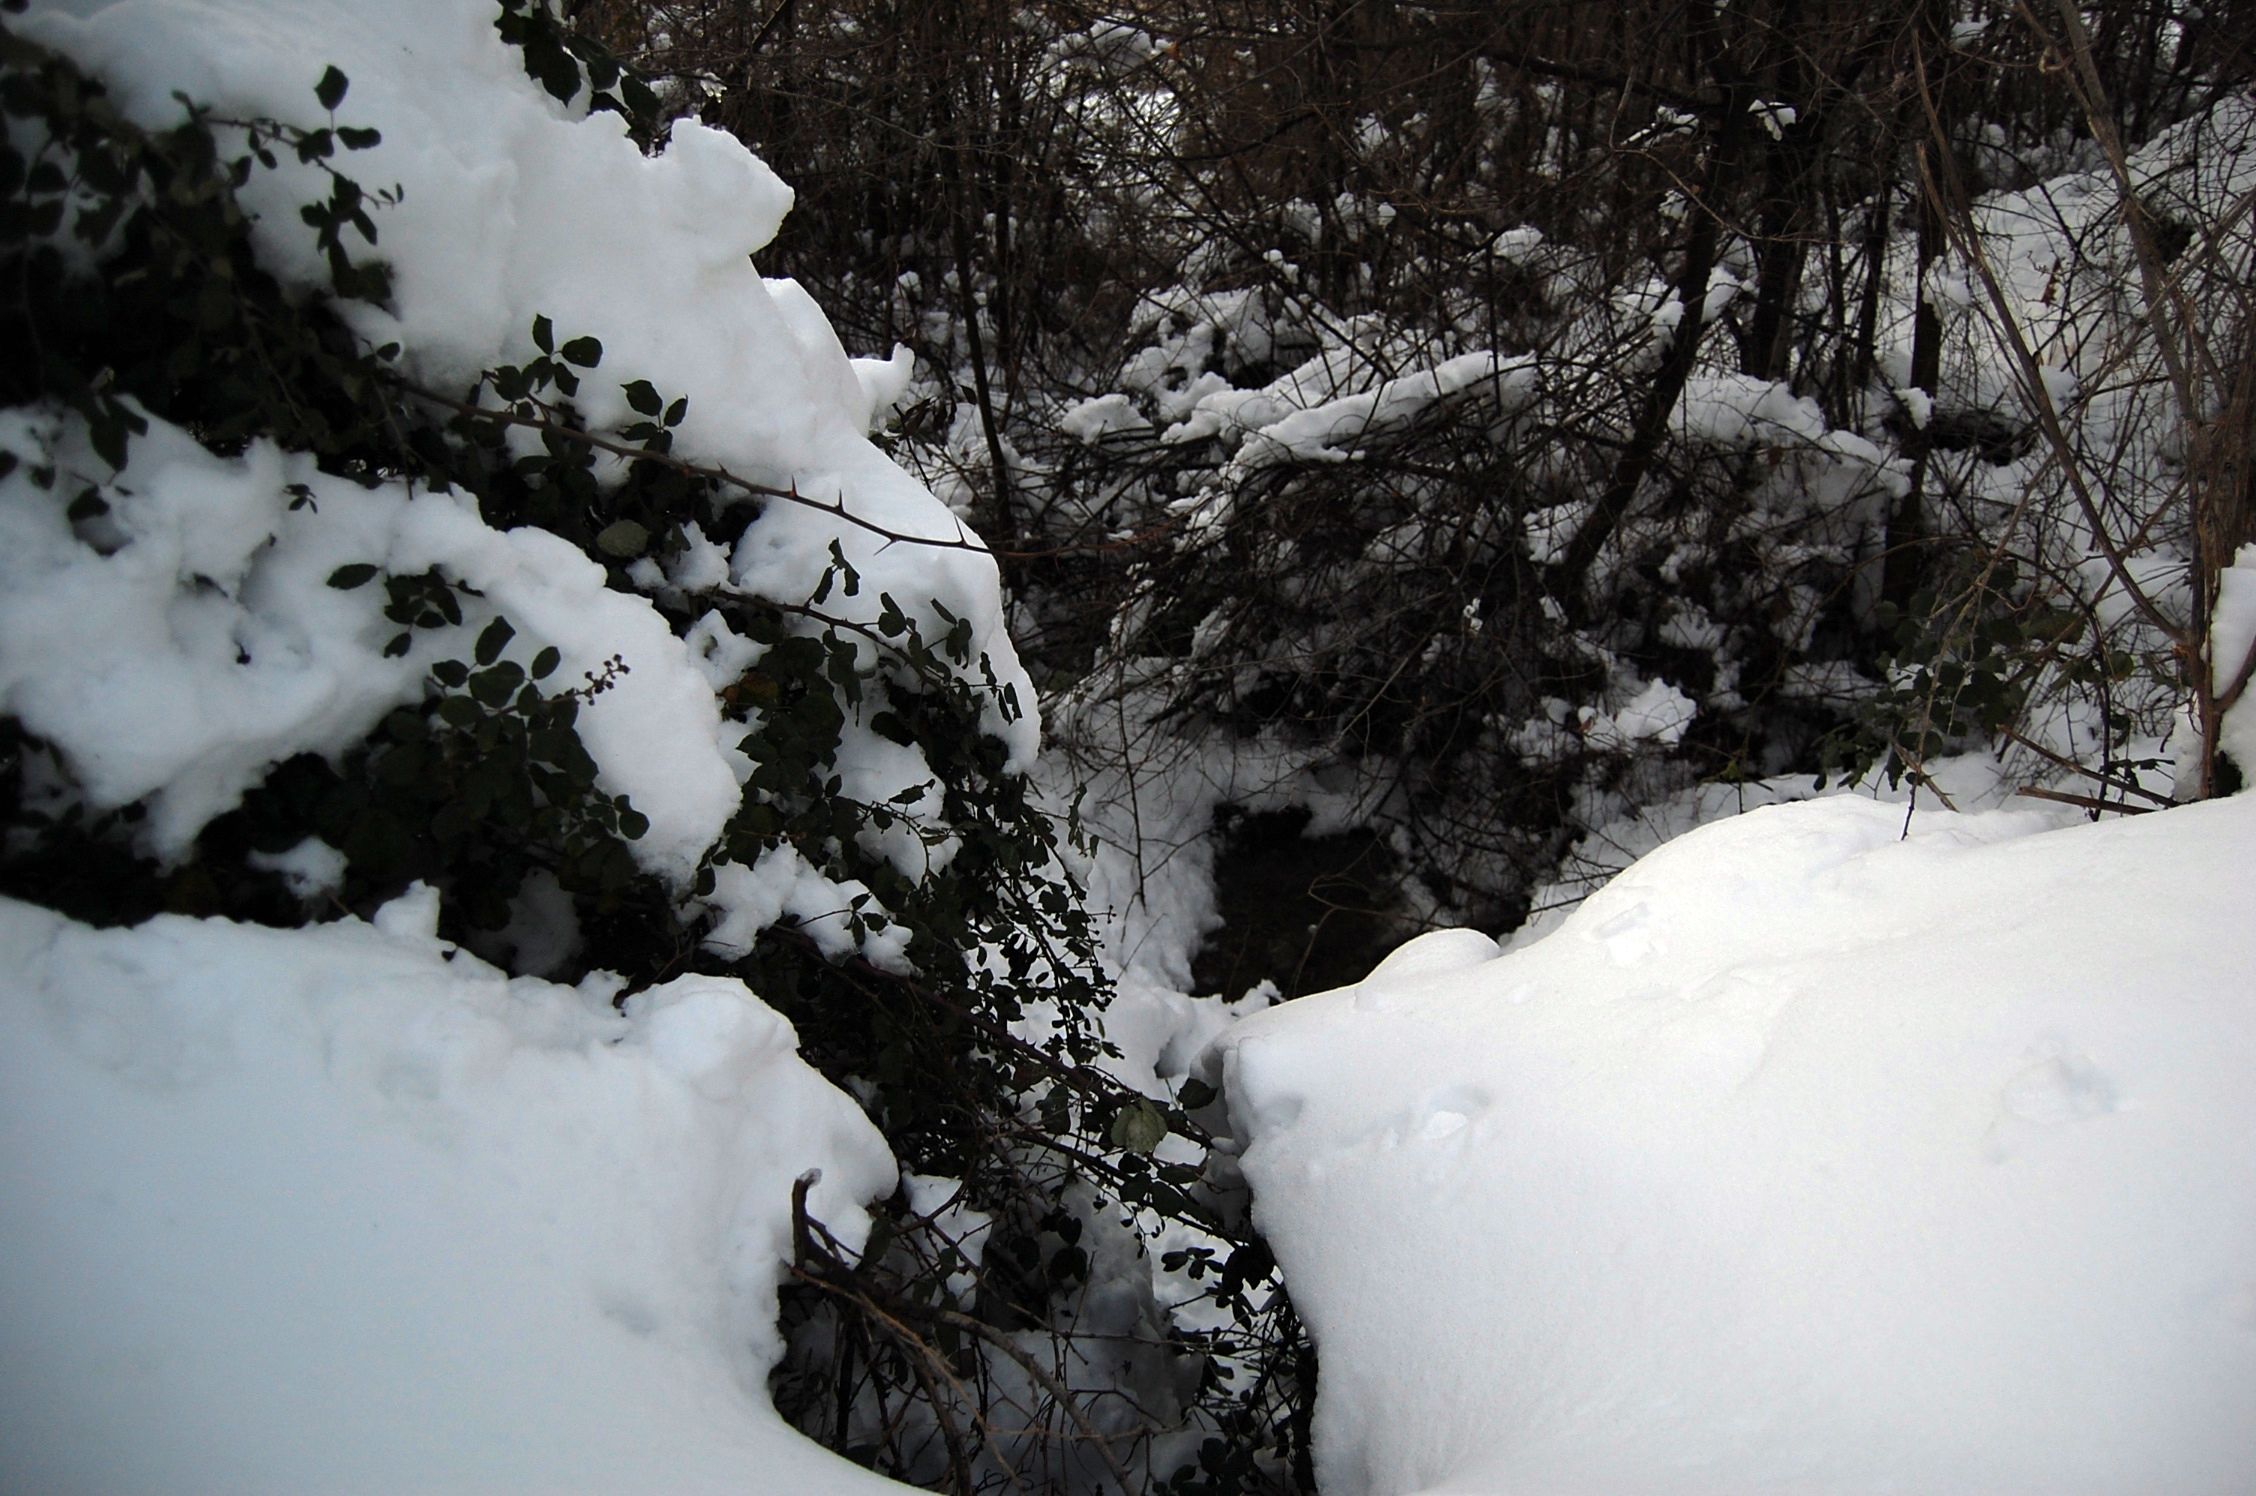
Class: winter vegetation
2,0,2254,1492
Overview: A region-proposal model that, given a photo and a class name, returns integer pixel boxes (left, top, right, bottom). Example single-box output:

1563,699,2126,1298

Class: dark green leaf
327,563,380,590
474,615,515,666
527,36,581,104
470,661,523,706
595,518,648,557
436,694,484,730
315,65,349,112
558,335,602,368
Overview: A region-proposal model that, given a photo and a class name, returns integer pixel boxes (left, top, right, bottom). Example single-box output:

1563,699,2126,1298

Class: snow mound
1218,794,2256,1495
0,893,905,1494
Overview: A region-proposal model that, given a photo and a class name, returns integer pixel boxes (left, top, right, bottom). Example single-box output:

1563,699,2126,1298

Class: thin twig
2000,726,2174,805
925,1304,1139,1496
2013,784,2156,815
387,373,995,554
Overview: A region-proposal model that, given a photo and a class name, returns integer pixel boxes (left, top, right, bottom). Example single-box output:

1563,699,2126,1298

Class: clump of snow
1490,224,1546,264
1162,348,1533,466
0,892,905,1494
246,836,348,902
0,406,739,883
1059,392,1154,445
1578,675,1698,751
699,843,913,973
2210,542,2256,773
1217,795,2256,1494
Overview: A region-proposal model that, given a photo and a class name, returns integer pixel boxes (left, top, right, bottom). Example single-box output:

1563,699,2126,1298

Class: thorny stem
389,372,1175,563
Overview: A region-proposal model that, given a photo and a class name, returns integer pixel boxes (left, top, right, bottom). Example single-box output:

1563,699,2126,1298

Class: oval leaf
474,615,515,666
1109,1098,1168,1155
595,519,649,558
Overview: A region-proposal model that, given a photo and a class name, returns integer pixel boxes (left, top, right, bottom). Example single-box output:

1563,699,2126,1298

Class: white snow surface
0,889,906,1495
2211,542,2256,772
1216,794,2256,1495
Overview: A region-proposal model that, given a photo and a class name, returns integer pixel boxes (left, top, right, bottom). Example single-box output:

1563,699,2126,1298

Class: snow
1213,794,2256,1494
0,890,906,1495
246,836,348,902
1161,348,1533,466
1578,676,1698,752
2211,543,2256,772
14,2,2256,1491
1060,392,1154,445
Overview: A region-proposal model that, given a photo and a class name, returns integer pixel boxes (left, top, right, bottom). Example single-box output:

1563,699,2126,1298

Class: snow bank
0,891,905,1494
1216,794,2256,1494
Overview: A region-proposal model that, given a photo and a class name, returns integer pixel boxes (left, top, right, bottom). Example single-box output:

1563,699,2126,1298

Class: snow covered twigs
1915,6,2256,797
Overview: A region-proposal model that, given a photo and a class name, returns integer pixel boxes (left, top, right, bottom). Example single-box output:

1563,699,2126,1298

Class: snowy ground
0,888,908,1495
1212,793,2256,1495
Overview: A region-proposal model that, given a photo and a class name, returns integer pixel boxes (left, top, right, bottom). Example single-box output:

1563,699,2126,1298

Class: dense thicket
600,0,2256,955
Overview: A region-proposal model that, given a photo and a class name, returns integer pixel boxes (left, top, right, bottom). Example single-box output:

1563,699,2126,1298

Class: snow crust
0,891,904,1494
1217,795,2256,1495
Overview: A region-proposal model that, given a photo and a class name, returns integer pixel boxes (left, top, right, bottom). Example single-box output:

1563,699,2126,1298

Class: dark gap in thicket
1191,806,1408,1001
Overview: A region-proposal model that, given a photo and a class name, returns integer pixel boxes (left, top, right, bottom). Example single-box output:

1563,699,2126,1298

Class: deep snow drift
1214,793,2256,1495
0,889,907,1495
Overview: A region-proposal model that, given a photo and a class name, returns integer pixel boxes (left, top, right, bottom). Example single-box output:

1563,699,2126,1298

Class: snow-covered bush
0,1,1092,1129
0,5,1310,1491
